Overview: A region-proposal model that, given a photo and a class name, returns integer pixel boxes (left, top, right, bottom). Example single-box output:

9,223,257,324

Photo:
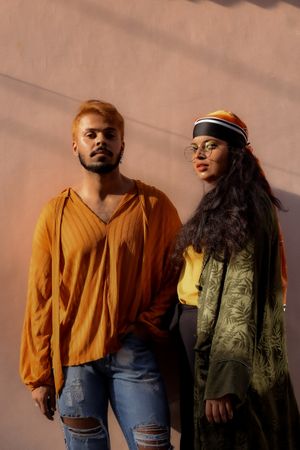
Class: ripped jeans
58,333,172,449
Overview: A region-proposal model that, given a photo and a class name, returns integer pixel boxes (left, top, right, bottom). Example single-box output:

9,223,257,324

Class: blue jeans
58,333,172,449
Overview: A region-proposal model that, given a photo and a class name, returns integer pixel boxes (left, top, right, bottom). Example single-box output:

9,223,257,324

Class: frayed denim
58,333,172,449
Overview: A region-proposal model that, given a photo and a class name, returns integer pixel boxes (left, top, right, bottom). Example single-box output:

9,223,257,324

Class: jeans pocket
114,333,158,374
123,332,149,347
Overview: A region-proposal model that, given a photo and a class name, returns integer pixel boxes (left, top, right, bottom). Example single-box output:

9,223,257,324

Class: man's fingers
49,392,56,412
32,386,55,421
47,394,56,419
43,395,55,420
41,400,54,421
35,397,51,419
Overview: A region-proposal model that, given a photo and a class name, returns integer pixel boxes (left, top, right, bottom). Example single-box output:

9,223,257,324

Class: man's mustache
90,146,113,157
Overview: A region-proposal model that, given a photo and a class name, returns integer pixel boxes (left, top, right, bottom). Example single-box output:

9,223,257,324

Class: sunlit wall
1,1,299,448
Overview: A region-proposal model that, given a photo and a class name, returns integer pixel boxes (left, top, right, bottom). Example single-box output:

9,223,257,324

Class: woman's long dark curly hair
172,145,282,267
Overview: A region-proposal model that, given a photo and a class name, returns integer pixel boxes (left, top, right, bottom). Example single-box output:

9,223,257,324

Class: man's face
72,113,124,174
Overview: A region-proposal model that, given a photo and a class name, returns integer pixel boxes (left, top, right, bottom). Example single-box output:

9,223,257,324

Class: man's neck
75,169,134,201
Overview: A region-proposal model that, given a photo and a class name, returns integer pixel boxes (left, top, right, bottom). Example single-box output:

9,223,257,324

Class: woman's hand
205,394,233,423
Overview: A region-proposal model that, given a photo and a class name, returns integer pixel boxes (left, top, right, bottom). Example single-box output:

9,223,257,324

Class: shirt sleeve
19,204,54,390
203,241,255,403
203,204,279,404
197,199,284,405
136,192,182,338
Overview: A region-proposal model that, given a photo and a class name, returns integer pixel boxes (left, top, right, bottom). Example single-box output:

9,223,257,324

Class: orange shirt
20,180,181,393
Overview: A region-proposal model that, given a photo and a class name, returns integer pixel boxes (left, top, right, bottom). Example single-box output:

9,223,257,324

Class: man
20,100,181,450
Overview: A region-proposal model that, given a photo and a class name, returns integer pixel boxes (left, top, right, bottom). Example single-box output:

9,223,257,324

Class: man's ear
120,142,125,160
72,141,78,155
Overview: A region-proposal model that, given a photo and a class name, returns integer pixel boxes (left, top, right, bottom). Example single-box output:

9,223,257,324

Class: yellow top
177,245,203,306
20,181,181,393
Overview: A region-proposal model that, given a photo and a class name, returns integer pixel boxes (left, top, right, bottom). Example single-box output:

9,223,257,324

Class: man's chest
84,195,124,224
60,200,145,256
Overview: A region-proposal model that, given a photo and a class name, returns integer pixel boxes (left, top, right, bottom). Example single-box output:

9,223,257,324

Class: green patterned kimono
194,196,300,449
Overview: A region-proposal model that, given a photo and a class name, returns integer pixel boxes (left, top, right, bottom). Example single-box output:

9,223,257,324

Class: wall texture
1,1,299,449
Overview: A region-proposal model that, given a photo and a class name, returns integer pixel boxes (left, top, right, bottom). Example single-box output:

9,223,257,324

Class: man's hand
131,323,152,343
205,394,233,424
32,385,56,421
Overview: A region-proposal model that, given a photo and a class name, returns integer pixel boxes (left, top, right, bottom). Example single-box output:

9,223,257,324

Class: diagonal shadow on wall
51,0,300,103
1,71,300,185
0,72,189,148
188,0,300,8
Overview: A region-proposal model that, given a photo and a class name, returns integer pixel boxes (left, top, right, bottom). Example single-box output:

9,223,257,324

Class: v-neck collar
69,183,138,224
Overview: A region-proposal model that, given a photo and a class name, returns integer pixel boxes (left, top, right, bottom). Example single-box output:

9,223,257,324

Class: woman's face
191,135,229,184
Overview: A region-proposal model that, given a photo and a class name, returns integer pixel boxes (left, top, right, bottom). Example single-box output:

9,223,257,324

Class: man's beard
78,152,122,174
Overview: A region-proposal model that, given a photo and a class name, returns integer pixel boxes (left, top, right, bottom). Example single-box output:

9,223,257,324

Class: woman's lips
195,163,208,172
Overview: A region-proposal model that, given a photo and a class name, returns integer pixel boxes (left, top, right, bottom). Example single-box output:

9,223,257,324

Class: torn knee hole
61,416,102,434
136,425,166,433
134,425,170,449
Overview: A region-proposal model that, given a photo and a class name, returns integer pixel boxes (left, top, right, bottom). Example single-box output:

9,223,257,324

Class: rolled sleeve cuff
204,359,251,404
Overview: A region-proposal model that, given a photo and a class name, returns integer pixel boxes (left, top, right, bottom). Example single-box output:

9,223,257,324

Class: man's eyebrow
84,126,117,132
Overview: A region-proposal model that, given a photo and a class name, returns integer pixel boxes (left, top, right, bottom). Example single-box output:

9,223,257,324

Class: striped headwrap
193,110,249,148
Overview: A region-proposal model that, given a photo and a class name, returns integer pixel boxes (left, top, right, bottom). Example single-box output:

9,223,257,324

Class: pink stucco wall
1,1,299,448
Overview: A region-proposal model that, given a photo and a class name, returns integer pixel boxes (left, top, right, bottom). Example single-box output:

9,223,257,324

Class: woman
173,110,300,449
